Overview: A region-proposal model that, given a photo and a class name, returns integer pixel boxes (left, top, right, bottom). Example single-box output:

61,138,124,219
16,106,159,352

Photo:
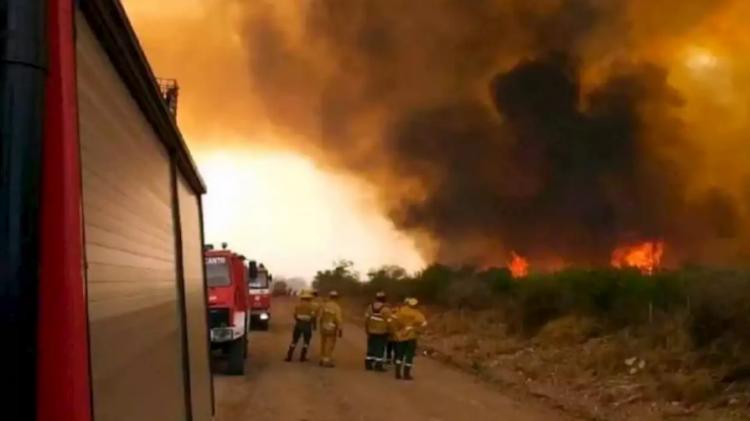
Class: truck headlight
259,313,269,321
211,327,233,342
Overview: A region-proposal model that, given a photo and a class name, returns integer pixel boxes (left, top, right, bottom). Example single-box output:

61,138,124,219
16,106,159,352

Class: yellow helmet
329,290,340,298
299,289,313,299
404,297,419,307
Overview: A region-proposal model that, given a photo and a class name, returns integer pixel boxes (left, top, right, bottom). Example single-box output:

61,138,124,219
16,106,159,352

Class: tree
272,280,289,296
312,260,361,296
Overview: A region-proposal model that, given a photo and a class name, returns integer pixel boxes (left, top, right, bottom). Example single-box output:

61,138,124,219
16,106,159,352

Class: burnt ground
213,298,569,421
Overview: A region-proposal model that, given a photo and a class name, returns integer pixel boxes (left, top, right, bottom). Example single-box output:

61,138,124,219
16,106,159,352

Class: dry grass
660,370,716,404
535,315,600,345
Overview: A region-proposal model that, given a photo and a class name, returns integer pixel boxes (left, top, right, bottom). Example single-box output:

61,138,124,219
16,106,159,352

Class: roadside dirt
213,298,570,421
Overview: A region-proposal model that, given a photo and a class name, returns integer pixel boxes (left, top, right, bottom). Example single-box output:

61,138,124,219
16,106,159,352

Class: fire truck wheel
258,319,269,331
227,336,246,375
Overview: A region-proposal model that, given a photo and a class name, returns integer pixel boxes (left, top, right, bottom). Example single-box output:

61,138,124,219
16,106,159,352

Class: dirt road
214,298,569,421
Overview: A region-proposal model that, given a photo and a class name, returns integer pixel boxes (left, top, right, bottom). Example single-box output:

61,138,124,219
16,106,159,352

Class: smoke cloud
129,0,750,268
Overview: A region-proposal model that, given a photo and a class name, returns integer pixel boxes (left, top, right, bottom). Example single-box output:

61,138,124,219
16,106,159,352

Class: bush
443,276,494,310
414,264,456,303
313,260,750,367
685,270,750,353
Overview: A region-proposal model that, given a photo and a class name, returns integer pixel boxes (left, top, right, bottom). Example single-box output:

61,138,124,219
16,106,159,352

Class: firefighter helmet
404,297,418,307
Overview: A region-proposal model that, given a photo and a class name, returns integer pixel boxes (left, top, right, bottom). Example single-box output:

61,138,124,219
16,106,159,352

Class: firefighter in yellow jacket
285,290,316,362
318,290,343,367
385,301,400,366
310,289,321,327
364,291,391,371
392,297,427,380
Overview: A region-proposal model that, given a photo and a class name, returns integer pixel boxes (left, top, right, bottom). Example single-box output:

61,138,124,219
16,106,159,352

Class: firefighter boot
403,366,414,381
375,361,386,372
395,363,403,379
285,346,295,362
365,359,373,371
300,346,308,362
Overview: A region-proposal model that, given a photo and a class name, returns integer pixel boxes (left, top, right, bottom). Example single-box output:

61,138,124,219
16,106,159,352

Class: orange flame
611,241,665,275
509,251,529,278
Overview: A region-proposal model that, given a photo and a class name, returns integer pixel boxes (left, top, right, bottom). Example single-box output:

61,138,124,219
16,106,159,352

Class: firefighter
318,290,343,367
364,291,391,371
385,301,400,366
392,297,427,380
310,289,321,326
285,289,316,362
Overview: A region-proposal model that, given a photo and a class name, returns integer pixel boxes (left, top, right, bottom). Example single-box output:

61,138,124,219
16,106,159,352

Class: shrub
478,267,514,294
514,275,566,335
413,264,456,303
685,270,750,353
314,260,750,367
443,276,494,310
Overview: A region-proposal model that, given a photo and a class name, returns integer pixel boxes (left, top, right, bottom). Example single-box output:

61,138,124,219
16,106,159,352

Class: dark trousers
291,322,312,348
395,339,417,367
366,334,388,363
386,340,396,362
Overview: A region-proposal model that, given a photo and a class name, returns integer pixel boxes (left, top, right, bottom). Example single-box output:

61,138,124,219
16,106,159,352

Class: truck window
206,257,231,287
248,272,269,289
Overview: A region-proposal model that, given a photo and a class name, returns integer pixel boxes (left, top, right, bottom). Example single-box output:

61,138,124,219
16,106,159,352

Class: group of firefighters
285,289,427,380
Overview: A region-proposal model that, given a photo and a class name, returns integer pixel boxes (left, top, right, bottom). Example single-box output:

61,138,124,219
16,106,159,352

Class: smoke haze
127,0,750,269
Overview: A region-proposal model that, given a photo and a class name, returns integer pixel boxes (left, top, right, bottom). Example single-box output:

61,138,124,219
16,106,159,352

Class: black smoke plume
239,0,748,267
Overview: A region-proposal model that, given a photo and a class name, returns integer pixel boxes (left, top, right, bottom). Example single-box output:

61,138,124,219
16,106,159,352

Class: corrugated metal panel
178,176,213,421
76,13,187,421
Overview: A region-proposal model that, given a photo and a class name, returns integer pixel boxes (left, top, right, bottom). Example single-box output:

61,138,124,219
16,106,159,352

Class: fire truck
248,261,274,330
1,1,213,420
205,244,250,374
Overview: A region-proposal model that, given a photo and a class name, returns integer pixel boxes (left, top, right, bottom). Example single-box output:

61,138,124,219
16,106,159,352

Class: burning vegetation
508,251,529,278
611,241,665,275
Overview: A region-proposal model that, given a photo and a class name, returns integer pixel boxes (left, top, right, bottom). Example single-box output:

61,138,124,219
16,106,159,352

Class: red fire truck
248,261,274,330
205,245,250,374
1,1,213,420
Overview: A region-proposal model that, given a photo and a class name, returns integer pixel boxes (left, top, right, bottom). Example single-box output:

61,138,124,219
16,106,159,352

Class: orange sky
122,0,424,280
121,0,750,272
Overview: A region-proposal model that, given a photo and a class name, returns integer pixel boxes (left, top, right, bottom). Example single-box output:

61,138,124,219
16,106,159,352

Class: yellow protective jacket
293,301,316,323
392,306,427,342
364,303,391,335
310,299,322,322
318,300,343,335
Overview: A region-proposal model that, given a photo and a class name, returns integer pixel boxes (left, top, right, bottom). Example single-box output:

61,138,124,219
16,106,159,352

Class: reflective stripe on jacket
294,301,316,322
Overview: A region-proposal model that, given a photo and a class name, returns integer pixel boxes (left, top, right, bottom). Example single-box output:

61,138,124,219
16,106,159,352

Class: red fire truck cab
248,261,273,330
205,245,250,374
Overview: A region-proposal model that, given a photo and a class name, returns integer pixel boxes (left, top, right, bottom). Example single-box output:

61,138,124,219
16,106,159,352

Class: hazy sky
122,0,424,280
121,0,750,274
